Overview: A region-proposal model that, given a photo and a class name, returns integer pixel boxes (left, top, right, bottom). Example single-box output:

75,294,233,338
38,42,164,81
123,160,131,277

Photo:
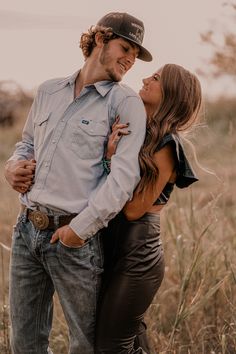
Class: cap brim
113,32,152,62
137,46,153,62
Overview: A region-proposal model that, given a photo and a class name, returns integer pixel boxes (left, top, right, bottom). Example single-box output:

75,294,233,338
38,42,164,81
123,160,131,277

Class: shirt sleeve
156,134,199,188
69,95,146,240
173,136,199,188
7,91,41,161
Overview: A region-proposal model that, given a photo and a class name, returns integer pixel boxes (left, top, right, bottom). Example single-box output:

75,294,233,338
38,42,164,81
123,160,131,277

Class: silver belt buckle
31,210,49,230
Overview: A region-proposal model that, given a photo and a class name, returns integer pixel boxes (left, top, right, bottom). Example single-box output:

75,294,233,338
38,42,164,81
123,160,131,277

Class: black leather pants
95,212,165,354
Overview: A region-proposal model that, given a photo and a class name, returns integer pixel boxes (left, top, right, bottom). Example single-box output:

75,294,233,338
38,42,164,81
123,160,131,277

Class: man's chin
111,77,122,83
109,71,123,82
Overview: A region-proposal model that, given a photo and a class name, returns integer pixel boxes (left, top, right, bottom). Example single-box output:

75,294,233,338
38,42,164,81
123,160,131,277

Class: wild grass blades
1,246,6,305
167,223,213,349
0,95,236,353
147,162,236,353
0,245,10,354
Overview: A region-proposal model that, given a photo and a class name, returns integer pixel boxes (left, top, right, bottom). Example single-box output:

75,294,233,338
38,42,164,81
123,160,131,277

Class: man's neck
74,59,109,98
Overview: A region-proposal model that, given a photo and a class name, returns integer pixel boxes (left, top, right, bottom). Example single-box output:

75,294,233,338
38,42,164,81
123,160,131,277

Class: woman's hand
106,116,131,159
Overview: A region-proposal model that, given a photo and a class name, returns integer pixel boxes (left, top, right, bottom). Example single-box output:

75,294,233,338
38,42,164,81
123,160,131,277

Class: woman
95,64,202,353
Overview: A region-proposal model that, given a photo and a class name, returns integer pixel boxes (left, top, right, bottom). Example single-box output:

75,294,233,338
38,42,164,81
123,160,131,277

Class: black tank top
154,134,198,205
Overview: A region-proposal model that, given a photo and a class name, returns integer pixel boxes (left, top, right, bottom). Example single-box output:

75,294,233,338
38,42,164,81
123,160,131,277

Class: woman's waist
130,211,160,225
113,212,161,242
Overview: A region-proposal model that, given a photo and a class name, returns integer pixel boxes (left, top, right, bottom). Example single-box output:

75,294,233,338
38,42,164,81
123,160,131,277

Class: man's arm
4,91,39,192
123,144,176,220
69,95,146,240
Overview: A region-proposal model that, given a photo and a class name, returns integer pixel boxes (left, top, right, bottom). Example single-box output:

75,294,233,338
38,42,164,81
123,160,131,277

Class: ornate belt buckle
31,210,49,230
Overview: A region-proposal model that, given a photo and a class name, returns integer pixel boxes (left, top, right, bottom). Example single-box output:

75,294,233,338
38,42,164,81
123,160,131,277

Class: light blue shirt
10,71,146,240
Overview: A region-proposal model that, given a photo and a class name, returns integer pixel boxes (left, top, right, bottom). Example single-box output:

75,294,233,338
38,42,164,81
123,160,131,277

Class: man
5,12,152,354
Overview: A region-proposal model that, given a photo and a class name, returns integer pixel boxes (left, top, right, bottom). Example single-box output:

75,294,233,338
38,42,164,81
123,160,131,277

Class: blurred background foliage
0,1,236,353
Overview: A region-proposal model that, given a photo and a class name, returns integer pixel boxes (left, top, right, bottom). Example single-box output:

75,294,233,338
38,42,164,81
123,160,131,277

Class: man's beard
99,44,121,82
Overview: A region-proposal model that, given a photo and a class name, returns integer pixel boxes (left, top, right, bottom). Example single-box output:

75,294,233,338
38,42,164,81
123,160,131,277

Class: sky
0,0,234,98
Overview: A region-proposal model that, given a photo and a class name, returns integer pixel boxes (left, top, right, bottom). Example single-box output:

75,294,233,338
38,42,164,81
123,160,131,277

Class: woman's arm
106,116,130,159
104,121,176,221
123,143,176,220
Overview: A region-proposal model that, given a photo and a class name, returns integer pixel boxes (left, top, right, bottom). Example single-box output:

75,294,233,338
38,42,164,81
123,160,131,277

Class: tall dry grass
146,98,236,353
0,96,235,353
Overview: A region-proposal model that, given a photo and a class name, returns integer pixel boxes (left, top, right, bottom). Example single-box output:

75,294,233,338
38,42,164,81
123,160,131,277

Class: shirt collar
56,70,80,89
68,70,80,86
93,81,116,97
57,70,118,97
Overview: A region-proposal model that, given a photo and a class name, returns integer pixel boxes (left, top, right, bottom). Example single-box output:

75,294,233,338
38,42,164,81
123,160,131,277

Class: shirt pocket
34,112,51,150
68,118,108,160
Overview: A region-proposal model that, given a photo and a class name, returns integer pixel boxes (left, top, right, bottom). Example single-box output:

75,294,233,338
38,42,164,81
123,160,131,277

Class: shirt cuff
69,208,104,241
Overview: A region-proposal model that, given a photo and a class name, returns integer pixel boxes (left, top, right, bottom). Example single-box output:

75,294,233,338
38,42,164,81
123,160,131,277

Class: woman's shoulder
155,133,175,151
156,133,199,189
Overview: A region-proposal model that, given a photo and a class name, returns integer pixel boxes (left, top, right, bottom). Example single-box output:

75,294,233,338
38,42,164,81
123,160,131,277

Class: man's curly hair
80,25,118,59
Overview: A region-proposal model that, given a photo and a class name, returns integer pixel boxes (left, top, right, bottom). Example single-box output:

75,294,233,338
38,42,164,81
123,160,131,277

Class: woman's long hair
136,64,202,194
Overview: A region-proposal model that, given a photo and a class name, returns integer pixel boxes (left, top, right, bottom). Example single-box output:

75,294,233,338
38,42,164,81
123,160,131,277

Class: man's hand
4,159,36,193
50,225,85,248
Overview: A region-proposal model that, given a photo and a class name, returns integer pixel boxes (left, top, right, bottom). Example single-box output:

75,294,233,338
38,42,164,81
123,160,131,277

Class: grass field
0,96,235,353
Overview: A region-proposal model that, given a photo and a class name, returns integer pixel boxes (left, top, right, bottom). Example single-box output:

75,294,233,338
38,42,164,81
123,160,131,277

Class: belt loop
54,215,59,229
22,212,27,223
20,205,27,223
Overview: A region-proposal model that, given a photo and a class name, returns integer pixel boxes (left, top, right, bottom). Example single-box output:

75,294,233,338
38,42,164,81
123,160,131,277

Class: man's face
99,37,139,82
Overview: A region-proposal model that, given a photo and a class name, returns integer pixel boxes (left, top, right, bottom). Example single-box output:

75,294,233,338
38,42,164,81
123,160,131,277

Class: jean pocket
11,221,24,252
59,239,88,250
58,239,92,265
12,215,24,238
90,233,104,273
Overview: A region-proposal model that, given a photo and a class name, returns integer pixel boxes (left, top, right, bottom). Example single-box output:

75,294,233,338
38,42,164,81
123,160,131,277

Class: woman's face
139,69,163,112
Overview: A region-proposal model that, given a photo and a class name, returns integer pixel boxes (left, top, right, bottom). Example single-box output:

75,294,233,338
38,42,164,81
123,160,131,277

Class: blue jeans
9,213,103,354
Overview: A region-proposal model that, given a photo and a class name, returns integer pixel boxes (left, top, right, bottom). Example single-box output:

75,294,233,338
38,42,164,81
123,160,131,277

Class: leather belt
21,205,77,231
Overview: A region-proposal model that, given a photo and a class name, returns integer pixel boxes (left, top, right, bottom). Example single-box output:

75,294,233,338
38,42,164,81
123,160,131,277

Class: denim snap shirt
9,70,146,240
154,134,198,205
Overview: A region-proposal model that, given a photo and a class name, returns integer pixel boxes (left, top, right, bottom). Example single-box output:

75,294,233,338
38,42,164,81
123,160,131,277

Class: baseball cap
97,12,152,62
